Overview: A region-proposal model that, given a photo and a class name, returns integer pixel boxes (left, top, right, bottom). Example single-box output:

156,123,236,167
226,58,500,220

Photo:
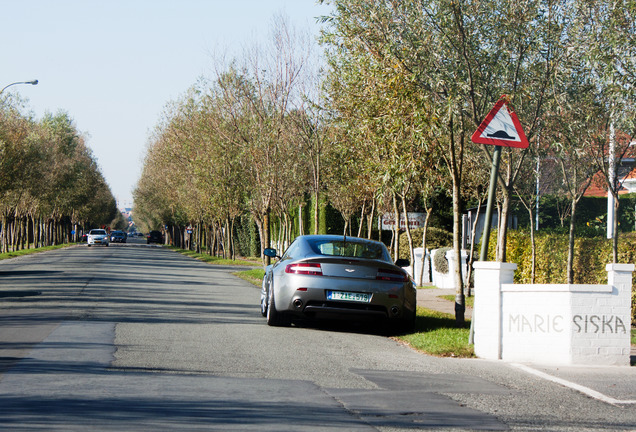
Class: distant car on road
260,235,416,331
147,230,163,244
110,231,127,243
87,229,109,247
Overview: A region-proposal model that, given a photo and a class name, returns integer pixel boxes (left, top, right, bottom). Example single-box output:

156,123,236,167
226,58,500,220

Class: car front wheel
260,282,269,317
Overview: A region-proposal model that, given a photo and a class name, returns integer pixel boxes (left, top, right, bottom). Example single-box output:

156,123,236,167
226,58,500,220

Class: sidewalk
416,286,472,319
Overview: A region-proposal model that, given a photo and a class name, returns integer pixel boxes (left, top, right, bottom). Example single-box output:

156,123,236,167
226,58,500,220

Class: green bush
398,227,453,260
433,247,452,274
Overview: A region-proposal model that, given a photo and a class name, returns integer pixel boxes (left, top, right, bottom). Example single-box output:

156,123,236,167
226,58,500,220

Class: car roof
288,235,392,262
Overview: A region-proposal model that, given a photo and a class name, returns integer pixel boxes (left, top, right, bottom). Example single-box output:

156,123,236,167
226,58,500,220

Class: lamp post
0,79,38,96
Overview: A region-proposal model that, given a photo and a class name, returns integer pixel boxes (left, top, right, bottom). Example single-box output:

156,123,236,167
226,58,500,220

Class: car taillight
285,263,323,275
376,268,408,282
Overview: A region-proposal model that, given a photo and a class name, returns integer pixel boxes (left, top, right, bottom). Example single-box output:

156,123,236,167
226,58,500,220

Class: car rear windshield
308,238,390,262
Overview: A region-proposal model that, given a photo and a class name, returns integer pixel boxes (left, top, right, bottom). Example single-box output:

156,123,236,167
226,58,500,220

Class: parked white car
87,229,109,247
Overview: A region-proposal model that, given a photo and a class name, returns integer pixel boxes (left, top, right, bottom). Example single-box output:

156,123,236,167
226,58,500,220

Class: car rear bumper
302,301,389,319
281,286,415,321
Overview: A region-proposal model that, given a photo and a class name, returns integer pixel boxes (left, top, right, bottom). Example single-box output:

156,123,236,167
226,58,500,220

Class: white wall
473,262,633,366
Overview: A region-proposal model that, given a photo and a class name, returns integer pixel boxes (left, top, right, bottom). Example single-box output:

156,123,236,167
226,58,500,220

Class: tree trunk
197,221,203,254
452,174,465,326
298,204,304,236
313,191,319,235
230,217,236,260
264,210,271,264
566,198,577,284
367,198,375,240
528,205,536,284
392,192,400,262
612,194,619,263
496,188,511,263
357,200,366,238
418,207,432,286
1,213,7,253
401,195,415,274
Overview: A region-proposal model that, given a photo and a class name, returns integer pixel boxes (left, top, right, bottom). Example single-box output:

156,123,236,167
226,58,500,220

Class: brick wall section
473,261,634,366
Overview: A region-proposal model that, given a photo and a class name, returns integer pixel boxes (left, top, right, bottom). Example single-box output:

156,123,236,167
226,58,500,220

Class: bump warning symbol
471,98,529,149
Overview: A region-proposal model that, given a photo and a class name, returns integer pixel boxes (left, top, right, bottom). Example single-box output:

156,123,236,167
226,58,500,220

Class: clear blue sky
2,0,330,208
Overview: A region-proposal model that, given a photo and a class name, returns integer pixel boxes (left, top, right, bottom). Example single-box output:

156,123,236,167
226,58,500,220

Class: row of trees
0,95,121,252
134,15,322,257
135,1,635,324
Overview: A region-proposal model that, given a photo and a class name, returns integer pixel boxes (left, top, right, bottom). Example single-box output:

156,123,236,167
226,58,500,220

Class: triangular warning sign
471,99,529,149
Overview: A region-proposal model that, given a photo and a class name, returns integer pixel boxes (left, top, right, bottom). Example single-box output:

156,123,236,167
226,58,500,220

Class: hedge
397,227,453,260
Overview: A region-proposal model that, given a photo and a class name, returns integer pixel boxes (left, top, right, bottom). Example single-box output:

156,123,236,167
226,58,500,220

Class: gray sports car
260,235,416,331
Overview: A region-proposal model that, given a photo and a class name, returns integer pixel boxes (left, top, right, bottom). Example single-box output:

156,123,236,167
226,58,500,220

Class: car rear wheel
266,285,290,327
396,307,416,334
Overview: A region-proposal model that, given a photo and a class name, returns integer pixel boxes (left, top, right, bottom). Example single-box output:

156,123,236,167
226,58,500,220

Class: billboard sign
380,212,427,231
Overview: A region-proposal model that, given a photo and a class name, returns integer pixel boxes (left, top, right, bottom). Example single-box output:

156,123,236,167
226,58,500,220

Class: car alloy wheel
260,284,269,317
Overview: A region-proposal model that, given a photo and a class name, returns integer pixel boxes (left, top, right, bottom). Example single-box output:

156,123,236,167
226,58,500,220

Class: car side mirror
394,258,409,267
263,248,278,258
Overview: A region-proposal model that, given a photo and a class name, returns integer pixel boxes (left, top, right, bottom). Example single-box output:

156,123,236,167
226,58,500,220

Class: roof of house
584,166,636,197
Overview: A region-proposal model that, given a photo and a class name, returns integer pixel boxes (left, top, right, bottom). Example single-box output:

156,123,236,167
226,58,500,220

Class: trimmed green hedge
433,247,452,274
487,231,636,284
398,227,453,260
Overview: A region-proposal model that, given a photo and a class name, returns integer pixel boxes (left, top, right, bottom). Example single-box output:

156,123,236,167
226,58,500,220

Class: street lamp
0,79,38,96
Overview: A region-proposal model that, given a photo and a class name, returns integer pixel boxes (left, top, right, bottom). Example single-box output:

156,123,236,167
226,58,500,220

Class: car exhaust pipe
293,299,303,309
390,306,400,316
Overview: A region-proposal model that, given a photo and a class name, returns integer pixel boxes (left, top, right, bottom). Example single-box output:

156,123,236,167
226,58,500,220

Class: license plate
327,291,371,303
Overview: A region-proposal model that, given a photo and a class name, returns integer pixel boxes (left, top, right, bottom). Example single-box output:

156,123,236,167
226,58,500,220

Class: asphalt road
0,242,635,431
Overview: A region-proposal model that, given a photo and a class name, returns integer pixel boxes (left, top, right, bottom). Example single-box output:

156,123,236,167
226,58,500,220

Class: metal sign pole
479,146,502,262
470,97,528,345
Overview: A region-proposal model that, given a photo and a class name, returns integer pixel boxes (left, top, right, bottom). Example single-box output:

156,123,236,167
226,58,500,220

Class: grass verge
439,294,474,308
235,268,265,286
168,247,262,266
397,307,474,358
0,243,76,261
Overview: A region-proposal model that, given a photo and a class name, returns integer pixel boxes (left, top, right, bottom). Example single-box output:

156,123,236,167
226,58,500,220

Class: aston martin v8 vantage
260,235,416,331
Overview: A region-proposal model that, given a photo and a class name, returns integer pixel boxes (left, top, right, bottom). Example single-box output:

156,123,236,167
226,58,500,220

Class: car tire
397,307,416,334
266,285,290,327
88,244,92,247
